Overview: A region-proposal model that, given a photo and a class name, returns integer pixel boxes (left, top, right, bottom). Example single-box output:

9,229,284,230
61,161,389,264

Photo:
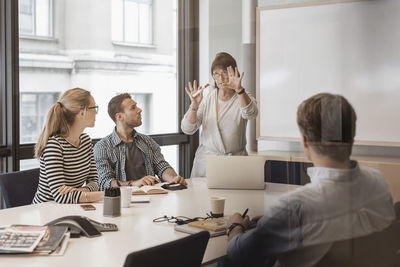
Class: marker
192,83,210,97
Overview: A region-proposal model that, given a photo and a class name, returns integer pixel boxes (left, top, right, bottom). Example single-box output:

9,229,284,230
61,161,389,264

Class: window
19,0,52,37
18,0,191,174
20,92,59,144
130,93,152,134
112,0,153,44
160,145,178,173
172,0,177,49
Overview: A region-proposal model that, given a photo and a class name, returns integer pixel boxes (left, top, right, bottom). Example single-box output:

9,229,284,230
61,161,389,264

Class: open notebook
130,184,168,195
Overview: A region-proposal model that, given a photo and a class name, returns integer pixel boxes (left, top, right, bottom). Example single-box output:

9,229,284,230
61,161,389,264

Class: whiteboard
256,0,400,146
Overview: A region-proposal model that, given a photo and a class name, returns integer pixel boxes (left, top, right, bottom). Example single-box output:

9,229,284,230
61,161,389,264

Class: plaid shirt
94,129,171,190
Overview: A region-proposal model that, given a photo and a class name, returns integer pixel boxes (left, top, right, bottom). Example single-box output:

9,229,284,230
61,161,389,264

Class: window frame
18,0,53,38
2,0,199,178
113,0,153,45
1,0,20,171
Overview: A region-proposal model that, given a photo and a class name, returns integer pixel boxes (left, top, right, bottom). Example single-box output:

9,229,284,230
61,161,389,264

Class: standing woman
33,88,104,204
181,52,258,177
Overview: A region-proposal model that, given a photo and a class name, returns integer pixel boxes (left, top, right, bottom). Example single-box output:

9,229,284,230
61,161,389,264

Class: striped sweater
32,133,99,204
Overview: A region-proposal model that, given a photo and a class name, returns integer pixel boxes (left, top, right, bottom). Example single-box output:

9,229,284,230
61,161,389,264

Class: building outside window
112,0,153,45
19,0,52,37
19,0,179,171
20,92,59,144
130,93,152,135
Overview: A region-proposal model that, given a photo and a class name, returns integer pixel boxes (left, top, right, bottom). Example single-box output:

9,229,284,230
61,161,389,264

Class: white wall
257,0,400,158
208,0,243,77
200,0,400,158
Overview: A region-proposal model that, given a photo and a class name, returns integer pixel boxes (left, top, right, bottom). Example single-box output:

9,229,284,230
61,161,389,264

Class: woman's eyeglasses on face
212,71,229,79
88,105,99,113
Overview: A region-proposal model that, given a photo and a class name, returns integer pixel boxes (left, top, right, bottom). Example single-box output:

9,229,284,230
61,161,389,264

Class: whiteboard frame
256,0,400,147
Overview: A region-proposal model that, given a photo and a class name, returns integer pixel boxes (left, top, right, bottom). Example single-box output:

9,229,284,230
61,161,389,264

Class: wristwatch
237,88,246,95
227,223,246,236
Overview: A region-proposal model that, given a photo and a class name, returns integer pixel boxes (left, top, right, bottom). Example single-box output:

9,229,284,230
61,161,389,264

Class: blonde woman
33,88,104,204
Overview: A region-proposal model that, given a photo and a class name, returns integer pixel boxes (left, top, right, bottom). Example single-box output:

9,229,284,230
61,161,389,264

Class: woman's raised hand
185,80,203,108
222,66,244,93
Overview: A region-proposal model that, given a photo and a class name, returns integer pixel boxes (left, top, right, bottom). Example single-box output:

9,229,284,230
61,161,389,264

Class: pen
241,208,249,218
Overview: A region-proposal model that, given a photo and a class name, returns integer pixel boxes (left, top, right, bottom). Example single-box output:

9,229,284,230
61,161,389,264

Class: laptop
206,155,266,189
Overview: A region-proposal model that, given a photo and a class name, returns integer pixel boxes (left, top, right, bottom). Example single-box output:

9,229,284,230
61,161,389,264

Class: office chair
0,168,40,208
264,160,312,185
123,231,210,267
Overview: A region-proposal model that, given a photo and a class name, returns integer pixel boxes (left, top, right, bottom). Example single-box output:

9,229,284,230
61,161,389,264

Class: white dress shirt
227,161,395,267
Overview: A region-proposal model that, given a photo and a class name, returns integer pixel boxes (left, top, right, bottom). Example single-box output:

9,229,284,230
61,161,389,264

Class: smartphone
81,204,96,211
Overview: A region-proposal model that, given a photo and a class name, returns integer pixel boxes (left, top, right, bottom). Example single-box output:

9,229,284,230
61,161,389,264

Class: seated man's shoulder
94,133,114,150
359,166,391,192
136,132,156,144
360,165,384,179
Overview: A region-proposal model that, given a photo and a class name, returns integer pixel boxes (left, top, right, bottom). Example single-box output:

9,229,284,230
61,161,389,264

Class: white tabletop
0,178,301,267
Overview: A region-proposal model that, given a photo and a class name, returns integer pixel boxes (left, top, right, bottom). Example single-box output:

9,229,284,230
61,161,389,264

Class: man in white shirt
226,93,395,267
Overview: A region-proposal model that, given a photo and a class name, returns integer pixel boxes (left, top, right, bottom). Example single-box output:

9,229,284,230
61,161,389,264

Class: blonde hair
35,88,92,158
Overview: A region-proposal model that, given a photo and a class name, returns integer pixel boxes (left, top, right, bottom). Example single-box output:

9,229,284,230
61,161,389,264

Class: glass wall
19,0,179,169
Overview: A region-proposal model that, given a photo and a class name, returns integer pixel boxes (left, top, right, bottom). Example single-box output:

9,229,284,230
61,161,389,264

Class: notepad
187,218,228,232
130,185,168,195
174,223,226,238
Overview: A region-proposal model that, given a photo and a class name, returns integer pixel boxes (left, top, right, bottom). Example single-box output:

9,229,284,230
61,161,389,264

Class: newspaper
0,226,46,253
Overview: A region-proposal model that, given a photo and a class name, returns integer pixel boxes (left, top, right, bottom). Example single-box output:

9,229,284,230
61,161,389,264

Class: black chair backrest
264,160,312,185
123,231,210,267
0,168,40,208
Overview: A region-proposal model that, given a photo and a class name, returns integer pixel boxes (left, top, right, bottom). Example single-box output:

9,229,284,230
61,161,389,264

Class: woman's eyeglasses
88,105,99,113
153,215,210,225
212,71,229,79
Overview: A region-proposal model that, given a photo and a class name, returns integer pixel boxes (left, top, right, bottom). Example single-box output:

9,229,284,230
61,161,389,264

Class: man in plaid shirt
94,93,187,190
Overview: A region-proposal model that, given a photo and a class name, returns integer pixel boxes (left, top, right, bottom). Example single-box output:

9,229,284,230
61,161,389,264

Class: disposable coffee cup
120,187,132,208
210,197,226,217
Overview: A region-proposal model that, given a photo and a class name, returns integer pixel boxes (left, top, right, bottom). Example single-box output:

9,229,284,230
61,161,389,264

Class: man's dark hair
296,93,357,162
108,93,132,123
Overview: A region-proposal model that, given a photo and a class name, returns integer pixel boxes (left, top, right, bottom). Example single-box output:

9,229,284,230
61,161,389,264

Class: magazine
33,225,68,254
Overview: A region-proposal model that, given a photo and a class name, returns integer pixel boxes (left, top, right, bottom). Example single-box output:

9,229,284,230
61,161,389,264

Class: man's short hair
296,93,357,162
108,93,132,123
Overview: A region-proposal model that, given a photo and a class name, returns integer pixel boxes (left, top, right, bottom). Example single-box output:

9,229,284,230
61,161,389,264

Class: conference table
0,178,301,267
